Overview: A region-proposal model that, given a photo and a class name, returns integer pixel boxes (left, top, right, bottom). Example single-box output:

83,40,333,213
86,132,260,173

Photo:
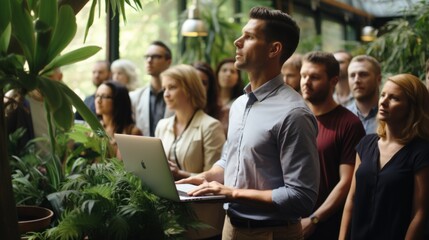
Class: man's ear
269,42,282,59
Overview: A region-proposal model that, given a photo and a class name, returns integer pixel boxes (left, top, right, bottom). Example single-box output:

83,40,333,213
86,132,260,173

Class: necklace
169,110,197,170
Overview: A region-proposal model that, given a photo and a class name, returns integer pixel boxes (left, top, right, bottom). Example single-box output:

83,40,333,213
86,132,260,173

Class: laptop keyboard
178,190,189,197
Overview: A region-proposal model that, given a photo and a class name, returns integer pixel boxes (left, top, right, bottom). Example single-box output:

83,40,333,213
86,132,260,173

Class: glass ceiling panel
350,0,423,17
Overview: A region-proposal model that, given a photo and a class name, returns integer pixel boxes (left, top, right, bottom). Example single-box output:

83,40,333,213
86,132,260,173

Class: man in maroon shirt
300,51,365,239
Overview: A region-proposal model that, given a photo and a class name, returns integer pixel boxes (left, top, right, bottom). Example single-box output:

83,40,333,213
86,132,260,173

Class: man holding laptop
177,6,320,240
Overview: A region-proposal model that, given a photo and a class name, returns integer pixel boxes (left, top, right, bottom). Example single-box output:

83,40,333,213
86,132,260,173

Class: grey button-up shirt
346,100,378,134
216,75,319,221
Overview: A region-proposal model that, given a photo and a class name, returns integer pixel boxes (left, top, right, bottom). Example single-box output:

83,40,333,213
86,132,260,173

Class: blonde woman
340,74,429,239
156,64,225,239
156,64,225,179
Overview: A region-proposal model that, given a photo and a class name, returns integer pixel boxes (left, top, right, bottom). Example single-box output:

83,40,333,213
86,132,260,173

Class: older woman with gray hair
111,59,139,91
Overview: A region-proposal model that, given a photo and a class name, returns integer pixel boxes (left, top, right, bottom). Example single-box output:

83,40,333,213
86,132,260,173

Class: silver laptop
115,134,225,202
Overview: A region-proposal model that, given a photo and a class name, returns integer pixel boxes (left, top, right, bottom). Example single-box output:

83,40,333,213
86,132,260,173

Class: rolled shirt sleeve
271,108,319,218
223,76,320,221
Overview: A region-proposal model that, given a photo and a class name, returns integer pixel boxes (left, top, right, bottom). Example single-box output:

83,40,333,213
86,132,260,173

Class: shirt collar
353,103,378,119
150,86,164,96
244,74,284,103
367,105,378,118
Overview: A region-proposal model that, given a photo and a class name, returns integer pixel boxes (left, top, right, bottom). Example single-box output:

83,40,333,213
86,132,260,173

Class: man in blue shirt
178,6,320,240
346,55,381,134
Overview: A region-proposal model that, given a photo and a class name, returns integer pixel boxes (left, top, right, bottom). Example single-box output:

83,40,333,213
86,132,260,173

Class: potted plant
9,122,200,239
1,0,106,237
9,124,108,206
0,0,150,238
32,159,198,239
8,123,108,236
17,205,54,234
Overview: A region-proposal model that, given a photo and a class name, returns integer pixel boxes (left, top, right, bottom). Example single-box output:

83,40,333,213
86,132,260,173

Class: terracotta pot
17,205,54,234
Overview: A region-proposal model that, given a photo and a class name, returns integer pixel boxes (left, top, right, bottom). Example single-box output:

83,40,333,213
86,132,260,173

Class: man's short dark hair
303,51,340,80
249,7,300,63
150,41,172,60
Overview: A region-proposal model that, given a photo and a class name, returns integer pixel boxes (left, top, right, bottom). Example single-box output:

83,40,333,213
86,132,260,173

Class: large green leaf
34,20,53,74
39,79,73,132
15,70,39,91
53,97,74,131
0,0,11,44
0,23,12,53
47,5,77,63
56,83,105,137
10,0,35,65
43,46,101,75
33,0,58,72
38,0,58,29
0,53,25,74
37,76,64,111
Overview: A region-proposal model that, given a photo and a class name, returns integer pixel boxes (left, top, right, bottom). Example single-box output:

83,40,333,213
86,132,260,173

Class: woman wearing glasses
155,64,226,240
95,81,142,157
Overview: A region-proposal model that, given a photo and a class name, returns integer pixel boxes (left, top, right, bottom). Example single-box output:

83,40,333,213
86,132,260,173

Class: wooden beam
321,0,373,19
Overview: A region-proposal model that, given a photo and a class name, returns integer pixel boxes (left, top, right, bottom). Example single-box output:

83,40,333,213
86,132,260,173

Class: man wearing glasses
130,41,173,136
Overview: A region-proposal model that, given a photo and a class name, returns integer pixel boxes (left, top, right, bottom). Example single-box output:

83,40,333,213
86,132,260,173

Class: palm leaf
43,46,101,75
56,82,105,136
106,215,130,239
84,0,98,43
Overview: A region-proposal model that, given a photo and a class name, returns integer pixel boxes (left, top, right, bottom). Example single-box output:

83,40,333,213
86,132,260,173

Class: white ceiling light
361,25,377,42
181,0,208,37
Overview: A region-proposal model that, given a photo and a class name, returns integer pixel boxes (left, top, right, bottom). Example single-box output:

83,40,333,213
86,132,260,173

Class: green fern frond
48,209,104,239
106,215,130,240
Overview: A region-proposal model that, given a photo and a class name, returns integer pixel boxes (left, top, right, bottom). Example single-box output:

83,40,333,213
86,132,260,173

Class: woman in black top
339,74,429,239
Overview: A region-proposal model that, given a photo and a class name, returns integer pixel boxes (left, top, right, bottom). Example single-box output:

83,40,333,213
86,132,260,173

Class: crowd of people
5,5,429,240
